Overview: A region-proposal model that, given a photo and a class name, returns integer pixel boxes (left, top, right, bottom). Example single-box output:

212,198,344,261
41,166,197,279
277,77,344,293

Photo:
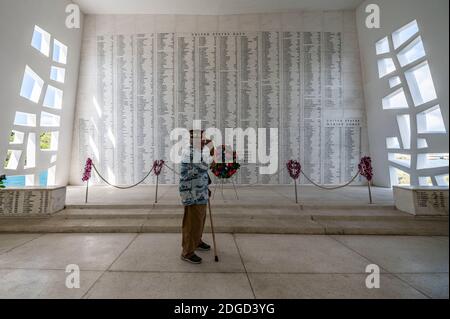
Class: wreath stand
212,175,239,201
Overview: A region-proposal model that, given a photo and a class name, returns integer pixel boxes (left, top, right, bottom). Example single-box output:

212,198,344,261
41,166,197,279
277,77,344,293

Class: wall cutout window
386,137,400,149
376,37,390,55
4,150,22,170
389,166,410,186
50,66,66,83
405,61,437,106
377,58,396,78
382,88,409,109
416,105,446,133
2,25,67,186
418,176,433,186
392,20,419,49
14,112,36,127
417,153,449,170
388,76,401,88
53,39,68,64
9,131,25,145
417,138,428,149
435,174,449,187
20,65,44,103
376,19,448,186
31,25,51,57
40,112,60,127
24,133,36,169
43,85,63,109
396,114,411,149
397,36,426,67
40,132,59,151
388,153,411,168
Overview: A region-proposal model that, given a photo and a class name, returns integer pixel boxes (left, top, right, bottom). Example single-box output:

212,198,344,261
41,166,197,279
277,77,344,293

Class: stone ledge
0,187,66,216
394,186,449,216
0,215,447,236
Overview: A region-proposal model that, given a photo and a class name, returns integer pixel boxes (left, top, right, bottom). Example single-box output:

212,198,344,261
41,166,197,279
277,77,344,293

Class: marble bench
393,186,449,216
0,186,66,216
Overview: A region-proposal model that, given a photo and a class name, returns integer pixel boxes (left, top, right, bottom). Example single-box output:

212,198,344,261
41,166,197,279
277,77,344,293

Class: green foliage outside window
40,132,51,150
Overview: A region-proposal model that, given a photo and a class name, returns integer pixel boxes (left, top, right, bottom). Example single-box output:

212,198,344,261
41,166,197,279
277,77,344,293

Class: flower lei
358,156,373,182
152,160,165,176
82,158,93,182
210,145,240,179
0,174,6,188
286,160,301,180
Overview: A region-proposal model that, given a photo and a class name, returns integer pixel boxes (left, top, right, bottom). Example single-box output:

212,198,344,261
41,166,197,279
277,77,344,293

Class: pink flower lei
152,160,165,176
358,156,373,182
82,158,93,182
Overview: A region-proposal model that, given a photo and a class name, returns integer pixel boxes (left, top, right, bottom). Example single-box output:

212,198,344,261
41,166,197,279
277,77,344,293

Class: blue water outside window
3,175,26,187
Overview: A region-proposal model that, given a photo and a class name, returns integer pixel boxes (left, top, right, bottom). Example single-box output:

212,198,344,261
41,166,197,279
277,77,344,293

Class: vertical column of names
135,33,155,184
260,32,280,184
218,34,238,132
302,32,322,184
239,32,259,184
116,35,135,184
281,32,301,184
323,118,342,184
197,34,217,129
344,118,362,181
177,33,196,128
156,33,175,184
97,35,115,183
322,32,343,184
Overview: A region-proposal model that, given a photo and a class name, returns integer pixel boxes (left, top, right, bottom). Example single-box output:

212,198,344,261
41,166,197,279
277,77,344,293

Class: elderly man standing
179,129,214,264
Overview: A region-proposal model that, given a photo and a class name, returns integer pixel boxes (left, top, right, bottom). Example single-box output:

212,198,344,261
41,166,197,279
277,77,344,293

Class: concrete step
65,203,397,210
55,205,414,221
0,214,447,236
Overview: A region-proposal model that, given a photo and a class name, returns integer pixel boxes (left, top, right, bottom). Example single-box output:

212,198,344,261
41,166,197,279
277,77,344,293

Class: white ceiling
73,0,364,15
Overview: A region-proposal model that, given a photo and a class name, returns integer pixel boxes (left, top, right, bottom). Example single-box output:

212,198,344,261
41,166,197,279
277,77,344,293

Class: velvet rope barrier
82,158,168,203
163,162,180,176
286,156,374,204
300,171,360,190
82,156,374,204
91,162,154,189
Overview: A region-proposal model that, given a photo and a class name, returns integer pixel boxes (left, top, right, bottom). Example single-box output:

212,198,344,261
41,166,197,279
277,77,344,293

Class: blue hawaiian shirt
179,148,210,206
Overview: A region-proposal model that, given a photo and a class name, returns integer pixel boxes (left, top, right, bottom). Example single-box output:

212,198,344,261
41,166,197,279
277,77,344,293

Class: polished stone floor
0,233,447,299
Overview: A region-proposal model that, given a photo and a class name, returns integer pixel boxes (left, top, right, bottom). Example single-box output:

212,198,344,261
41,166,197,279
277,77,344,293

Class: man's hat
189,129,205,139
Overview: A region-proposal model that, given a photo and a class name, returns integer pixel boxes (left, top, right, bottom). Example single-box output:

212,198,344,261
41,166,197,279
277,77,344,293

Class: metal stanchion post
368,180,373,204
85,180,89,204
155,174,159,203
294,179,298,204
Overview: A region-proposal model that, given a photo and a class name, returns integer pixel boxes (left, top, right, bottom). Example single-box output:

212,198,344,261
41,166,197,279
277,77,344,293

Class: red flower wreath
210,145,241,179
286,160,301,180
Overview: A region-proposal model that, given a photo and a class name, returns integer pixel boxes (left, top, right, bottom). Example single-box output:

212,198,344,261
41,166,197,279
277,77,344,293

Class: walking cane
207,198,219,262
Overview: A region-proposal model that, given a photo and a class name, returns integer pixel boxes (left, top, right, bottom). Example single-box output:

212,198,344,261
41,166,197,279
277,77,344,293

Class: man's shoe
181,254,202,264
197,241,211,251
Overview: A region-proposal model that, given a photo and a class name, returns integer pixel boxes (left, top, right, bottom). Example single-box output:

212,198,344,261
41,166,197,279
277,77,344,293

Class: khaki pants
182,204,207,257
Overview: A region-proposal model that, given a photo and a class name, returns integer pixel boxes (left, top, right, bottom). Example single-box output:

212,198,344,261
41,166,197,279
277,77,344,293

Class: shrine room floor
0,232,448,299
0,186,448,298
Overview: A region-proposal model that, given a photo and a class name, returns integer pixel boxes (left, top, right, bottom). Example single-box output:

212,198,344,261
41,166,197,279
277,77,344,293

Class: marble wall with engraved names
70,12,368,185
0,187,66,215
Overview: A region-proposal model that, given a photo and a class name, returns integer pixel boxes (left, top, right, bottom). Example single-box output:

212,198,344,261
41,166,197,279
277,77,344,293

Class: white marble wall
70,11,368,186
